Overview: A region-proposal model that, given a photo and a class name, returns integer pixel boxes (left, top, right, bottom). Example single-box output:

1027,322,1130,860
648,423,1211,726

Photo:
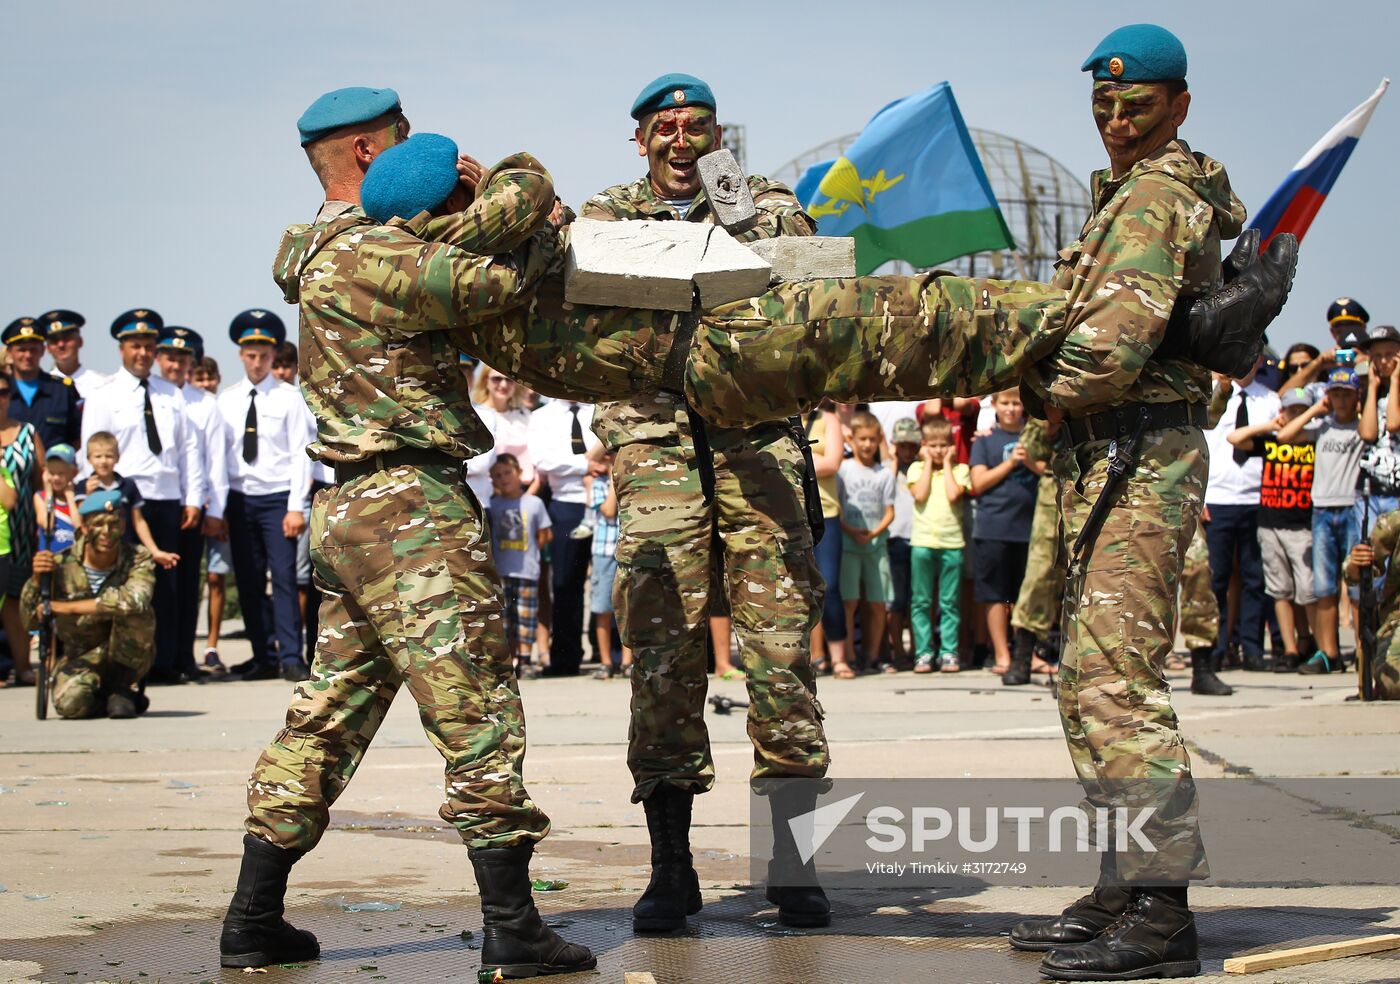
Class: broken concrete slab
698,149,758,234
694,228,773,307
564,218,772,311
747,236,857,283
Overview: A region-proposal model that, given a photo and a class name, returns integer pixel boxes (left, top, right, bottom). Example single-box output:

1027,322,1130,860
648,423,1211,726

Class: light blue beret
297,86,401,146
79,488,125,517
629,73,715,120
361,133,460,224
1082,24,1187,83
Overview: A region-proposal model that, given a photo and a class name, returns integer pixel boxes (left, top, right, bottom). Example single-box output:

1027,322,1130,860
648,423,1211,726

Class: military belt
660,309,699,395
1062,401,1206,449
333,447,464,484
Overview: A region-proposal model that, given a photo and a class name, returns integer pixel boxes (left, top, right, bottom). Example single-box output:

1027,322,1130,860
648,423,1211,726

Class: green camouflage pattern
1011,419,1065,640
22,542,155,719
1349,509,1400,699
614,428,829,801
1177,526,1218,651
581,173,816,449
1047,138,1243,882
246,463,547,851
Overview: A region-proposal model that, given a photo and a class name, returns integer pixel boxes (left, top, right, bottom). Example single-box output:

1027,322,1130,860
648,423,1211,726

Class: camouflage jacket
275,154,668,464
1350,509,1400,639
580,173,815,450
21,542,155,653
1023,138,1245,414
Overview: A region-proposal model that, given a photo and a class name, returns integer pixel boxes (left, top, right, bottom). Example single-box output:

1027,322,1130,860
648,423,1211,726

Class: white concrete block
694,226,773,308
747,236,857,282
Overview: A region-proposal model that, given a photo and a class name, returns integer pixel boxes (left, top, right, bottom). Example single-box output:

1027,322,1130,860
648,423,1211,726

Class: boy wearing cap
22,488,156,719
1355,324,1400,529
3,315,81,451
216,310,308,683
1278,369,1364,674
79,308,205,686
39,309,107,400
1227,389,1319,673
34,443,80,555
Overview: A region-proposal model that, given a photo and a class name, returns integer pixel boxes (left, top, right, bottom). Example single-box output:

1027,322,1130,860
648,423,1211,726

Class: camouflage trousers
1011,474,1064,640
245,463,547,852
1177,526,1218,651
51,615,155,719
1055,425,1209,882
614,420,829,803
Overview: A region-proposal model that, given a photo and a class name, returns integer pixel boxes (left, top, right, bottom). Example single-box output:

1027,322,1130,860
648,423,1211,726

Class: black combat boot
469,844,596,979
765,783,831,928
219,834,320,968
1189,646,1233,696
1009,852,1129,951
633,786,703,932
1003,629,1036,686
1040,885,1200,980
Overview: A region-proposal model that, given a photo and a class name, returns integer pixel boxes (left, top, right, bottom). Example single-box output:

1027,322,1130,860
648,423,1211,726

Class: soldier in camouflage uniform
1007,416,1064,685
1007,26,1253,981
1346,514,1400,699
580,74,829,932
23,490,155,720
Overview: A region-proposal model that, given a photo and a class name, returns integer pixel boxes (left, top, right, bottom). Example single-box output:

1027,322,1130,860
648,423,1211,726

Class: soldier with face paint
581,73,830,933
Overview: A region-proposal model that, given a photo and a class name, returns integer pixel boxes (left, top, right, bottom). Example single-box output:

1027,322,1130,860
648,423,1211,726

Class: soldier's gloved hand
1156,232,1299,378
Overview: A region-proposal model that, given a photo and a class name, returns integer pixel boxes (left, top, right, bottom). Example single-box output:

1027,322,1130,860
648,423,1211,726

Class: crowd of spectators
1,295,1389,695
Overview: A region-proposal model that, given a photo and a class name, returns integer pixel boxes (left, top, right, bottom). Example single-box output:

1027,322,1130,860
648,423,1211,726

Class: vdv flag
1251,78,1389,248
795,82,1013,275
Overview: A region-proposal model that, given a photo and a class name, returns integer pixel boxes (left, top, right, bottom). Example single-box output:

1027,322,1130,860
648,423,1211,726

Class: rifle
35,507,56,720
1358,477,1378,702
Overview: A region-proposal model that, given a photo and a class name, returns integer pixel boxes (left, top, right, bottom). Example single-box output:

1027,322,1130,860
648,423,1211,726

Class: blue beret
361,133,460,224
297,86,401,146
158,326,204,359
110,308,163,341
630,73,716,120
79,488,126,518
37,309,85,337
1082,24,1187,82
1328,296,1369,326
3,316,44,346
228,309,286,347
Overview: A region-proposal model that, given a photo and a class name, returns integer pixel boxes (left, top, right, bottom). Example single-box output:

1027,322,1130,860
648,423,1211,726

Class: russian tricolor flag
1251,79,1389,248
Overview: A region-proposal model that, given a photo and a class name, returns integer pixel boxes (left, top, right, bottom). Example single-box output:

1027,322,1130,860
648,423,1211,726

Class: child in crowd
81,431,177,570
907,417,971,673
488,453,552,680
192,356,221,393
34,444,80,554
883,418,920,669
1228,387,1318,671
1277,368,1363,673
187,359,229,671
969,389,1040,674
836,411,896,676
586,450,631,679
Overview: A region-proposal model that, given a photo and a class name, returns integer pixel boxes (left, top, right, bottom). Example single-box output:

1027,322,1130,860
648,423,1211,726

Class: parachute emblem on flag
808,157,906,220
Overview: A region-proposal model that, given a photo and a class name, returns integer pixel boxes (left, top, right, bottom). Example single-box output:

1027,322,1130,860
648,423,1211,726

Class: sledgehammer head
698,149,758,234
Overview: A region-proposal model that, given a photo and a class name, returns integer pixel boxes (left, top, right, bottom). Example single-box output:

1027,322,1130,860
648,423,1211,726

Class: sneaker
939,653,961,673
913,654,936,674
569,520,596,541
202,648,226,675
1298,650,1335,675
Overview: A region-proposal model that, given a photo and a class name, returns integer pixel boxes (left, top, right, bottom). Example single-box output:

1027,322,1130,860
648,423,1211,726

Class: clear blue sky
5,1,1394,376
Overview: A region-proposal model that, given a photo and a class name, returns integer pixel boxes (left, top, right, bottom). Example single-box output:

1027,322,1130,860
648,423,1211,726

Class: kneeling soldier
24,489,156,719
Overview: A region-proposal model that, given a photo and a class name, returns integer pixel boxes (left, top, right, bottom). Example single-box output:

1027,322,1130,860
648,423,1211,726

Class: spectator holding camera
1355,325,1400,522
1281,297,1370,401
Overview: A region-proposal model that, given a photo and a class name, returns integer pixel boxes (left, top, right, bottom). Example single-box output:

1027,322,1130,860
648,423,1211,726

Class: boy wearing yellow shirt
907,418,972,672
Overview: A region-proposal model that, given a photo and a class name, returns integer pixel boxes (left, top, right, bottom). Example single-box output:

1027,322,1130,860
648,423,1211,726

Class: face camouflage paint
1091,81,1185,176
638,107,719,199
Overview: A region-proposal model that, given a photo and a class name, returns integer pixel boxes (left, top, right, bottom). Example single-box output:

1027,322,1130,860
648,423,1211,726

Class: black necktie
244,389,259,464
569,404,586,455
1233,392,1250,465
140,378,162,454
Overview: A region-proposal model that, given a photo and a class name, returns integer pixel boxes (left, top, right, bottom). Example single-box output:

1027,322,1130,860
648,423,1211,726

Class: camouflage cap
892,417,921,443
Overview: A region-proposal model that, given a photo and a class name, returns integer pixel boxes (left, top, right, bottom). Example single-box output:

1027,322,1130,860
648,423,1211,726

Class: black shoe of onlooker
1223,642,1242,669
1243,650,1269,672
145,668,185,686
279,660,308,683
107,692,138,719
1299,651,1336,675
238,662,281,682
1003,629,1035,687
1274,651,1302,673
228,658,259,676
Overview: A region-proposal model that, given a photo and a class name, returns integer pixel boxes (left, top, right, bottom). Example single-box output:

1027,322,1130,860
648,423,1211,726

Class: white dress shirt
50,365,107,401
1204,380,1283,506
217,374,311,512
465,405,499,508
181,383,229,520
81,368,205,507
297,392,335,487
528,400,598,504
